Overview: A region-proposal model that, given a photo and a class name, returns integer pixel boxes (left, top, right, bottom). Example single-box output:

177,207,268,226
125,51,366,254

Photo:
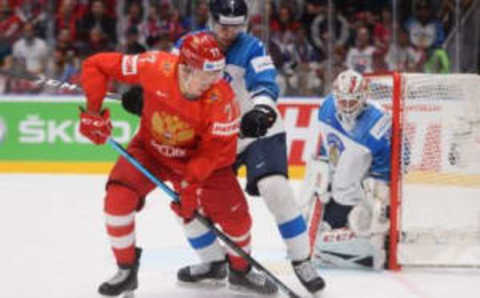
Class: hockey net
368,73,480,269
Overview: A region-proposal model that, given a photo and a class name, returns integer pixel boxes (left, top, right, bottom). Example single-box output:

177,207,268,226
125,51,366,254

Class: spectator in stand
373,6,394,56
438,0,473,32
300,0,326,56
0,36,13,93
146,32,173,52
55,28,81,71
424,47,451,73
56,28,77,53
372,51,389,72
183,0,209,31
270,3,301,47
144,3,162,41
310,3,350,58
167,7,186,41
385,29,420,71
345,26,377,74
0,4,23,43
119,26,146,54
404,0,445,50
15,0,48,37
78,26,114,57
316,46,348,93
282,26,322,96
77,0,117,45
350,10,377,34
117,1,145,45
12,22,49,75
55,0,86,43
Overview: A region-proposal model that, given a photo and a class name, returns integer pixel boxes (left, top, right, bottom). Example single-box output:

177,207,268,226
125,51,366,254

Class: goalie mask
209,0,248,49
178,32,225,99
332,69,368,130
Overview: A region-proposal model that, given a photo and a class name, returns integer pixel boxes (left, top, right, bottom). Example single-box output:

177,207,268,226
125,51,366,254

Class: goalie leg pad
313,233,387,270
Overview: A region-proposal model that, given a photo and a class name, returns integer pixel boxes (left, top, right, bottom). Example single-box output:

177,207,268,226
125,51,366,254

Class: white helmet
332,69,368,129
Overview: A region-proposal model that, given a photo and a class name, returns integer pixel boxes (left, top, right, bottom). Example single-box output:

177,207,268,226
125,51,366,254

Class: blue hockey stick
107,138,302,298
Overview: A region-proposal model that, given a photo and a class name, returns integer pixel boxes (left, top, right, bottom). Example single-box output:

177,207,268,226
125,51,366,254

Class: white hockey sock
181,217,226,263
258,175,310,261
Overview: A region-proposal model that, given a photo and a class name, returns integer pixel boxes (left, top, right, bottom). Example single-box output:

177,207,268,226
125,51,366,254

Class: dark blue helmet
209,0,248,25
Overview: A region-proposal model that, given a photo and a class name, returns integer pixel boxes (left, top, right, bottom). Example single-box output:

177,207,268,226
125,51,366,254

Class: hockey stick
0,69,121,100
107,139,302,298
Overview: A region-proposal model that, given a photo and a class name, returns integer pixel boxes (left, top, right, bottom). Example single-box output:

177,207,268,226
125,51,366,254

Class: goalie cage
307,72,480,270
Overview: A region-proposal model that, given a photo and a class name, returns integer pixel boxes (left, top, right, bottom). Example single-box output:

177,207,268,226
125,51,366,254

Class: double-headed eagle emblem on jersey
151,111,195,146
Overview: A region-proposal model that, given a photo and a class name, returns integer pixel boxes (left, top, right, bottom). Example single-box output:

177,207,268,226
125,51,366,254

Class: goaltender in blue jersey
301,69,391,270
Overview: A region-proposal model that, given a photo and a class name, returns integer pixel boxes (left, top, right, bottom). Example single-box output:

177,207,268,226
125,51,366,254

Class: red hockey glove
79,107,112,145
170,181,199,220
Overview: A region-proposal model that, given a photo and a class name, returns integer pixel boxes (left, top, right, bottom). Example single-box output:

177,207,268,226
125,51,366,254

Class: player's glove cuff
121,86,144,116
240,104,277,138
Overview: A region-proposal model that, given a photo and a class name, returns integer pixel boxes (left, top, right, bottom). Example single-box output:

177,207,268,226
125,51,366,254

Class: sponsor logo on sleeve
212,119,240,136
251,56,274,73
121,55,139,75
370,113,391,140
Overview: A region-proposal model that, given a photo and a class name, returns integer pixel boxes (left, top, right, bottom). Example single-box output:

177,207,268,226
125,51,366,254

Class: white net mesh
369,73,480,267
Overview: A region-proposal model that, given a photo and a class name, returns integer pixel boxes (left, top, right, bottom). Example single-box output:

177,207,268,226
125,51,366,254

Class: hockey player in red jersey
79,32,277,297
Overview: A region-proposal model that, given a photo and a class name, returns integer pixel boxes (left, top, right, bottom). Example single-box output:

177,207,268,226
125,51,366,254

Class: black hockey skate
177,259,227,287
228,265,278,296
292,257,325,294
98,247,142,298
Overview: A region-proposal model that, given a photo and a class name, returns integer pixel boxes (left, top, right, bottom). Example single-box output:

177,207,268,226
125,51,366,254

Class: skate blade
177,279,226,290
100,290,134,298
228,284,279,297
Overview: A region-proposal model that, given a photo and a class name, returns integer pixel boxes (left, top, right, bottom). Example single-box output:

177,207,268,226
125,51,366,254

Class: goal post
369,72,480,269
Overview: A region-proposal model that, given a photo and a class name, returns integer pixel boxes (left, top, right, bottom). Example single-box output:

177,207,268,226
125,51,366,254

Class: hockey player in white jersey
301,69,391,270
120,0,325,294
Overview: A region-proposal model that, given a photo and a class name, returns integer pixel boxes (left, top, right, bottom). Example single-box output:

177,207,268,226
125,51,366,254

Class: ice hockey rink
2,174,479,298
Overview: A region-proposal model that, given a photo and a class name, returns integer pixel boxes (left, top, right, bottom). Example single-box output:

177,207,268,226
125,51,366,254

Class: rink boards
1,95,479,186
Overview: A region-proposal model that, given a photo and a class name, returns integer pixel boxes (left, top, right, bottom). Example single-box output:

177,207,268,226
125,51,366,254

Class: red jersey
81,51,240,184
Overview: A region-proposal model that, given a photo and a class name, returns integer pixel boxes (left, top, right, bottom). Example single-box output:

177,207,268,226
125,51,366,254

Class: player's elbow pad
121,86,144,116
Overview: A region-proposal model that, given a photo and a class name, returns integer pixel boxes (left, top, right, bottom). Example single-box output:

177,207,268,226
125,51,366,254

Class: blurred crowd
0,0,476,96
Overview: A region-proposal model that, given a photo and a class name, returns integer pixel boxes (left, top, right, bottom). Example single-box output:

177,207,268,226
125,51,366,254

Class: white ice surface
1,174,479,298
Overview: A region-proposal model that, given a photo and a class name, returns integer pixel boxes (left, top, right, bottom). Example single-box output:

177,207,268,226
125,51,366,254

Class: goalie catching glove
79,107,112,145
240,104,277,138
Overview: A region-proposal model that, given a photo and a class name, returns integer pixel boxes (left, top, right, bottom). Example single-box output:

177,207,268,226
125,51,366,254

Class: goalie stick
0,69,303,298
